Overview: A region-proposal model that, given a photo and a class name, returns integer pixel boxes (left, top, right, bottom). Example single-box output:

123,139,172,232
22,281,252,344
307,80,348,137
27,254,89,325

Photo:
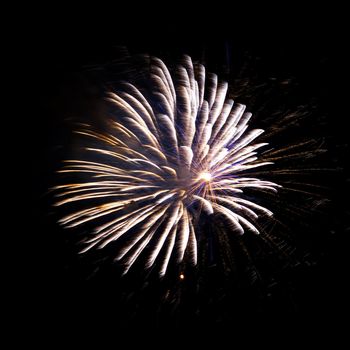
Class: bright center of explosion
198,172,212,182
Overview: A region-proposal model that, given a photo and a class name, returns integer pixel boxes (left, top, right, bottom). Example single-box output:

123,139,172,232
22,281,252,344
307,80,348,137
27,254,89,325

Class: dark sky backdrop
26,10,349,334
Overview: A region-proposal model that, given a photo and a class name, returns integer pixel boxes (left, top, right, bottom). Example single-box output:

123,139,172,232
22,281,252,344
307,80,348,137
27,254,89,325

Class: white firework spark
54,55,281,276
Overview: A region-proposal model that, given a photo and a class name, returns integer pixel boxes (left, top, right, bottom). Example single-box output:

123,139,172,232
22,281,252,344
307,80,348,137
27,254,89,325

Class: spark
54,55,281,277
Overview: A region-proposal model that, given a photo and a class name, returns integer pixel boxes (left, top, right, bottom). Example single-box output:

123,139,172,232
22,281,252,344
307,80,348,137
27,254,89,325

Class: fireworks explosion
54,55,281,276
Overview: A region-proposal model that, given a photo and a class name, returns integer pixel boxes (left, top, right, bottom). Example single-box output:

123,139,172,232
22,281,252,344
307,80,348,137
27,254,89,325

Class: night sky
25,10,348,335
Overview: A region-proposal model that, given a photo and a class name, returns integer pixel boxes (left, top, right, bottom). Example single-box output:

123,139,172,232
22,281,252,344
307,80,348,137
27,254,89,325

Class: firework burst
54,55,281,276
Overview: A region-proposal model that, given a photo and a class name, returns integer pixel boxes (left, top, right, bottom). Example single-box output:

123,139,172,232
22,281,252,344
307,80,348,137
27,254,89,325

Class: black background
24,8,349,336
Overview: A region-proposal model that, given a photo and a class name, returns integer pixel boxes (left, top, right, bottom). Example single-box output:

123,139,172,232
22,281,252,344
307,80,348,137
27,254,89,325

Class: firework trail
54,55,281,276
